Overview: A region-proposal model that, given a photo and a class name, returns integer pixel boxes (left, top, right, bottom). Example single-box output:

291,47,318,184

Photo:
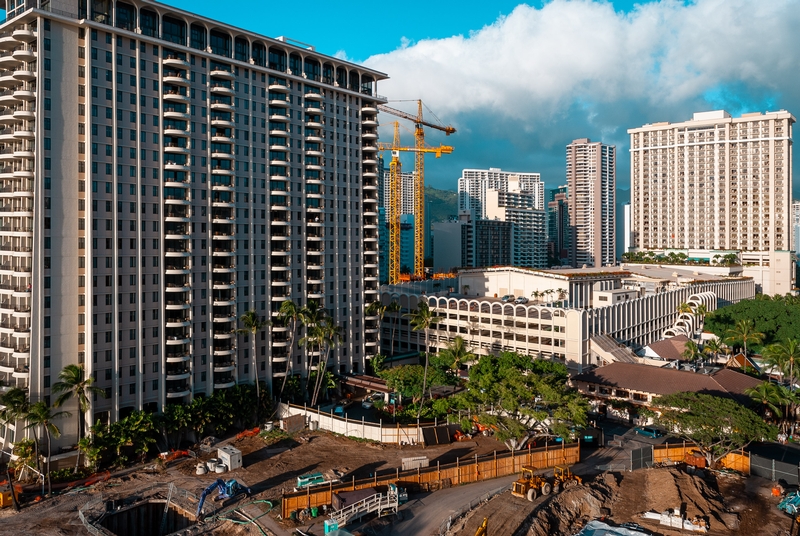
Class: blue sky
153,2,800,193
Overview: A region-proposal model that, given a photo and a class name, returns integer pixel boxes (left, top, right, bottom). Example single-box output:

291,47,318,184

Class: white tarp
573,520,650,536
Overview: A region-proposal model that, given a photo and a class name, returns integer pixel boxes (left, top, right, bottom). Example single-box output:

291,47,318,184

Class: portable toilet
217,445,242,471
324,519,339,534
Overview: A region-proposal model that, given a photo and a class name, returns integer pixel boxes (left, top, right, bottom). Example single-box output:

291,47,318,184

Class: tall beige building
0,0,386,450
566,138,616,268
629,110,795,295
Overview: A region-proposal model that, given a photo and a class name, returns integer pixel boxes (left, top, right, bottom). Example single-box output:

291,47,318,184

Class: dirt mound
523,473,619,536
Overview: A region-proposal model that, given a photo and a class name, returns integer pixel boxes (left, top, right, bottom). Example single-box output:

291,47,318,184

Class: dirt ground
0,430,505,536
451,467,791,536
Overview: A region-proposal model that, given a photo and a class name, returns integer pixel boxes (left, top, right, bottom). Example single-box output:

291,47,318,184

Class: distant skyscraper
547,186,570,265
486,187,547,268
566,138,616,267
431,211,512,273
629,110,795,295
400,214,416,273
458,168,543,219
793,200,800,256
623,203,632,254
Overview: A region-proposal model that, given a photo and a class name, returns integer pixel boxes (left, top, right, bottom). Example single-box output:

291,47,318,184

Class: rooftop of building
629,109,795,132
572,362,761,405
643,335,690,361
7,0,388,79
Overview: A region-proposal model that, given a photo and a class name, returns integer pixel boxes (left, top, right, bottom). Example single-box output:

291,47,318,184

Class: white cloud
364,0,800,132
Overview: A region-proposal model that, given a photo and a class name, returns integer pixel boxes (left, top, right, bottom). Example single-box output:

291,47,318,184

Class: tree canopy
458,353,587,450
705,296,800,353
650,392,776,468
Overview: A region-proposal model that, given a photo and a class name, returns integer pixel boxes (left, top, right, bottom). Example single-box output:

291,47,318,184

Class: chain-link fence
435,484,510,536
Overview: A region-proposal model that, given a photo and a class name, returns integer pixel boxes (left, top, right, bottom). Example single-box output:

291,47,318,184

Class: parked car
514,297,529,304
501,295,515,302
361,392,383,409
635,426,665,438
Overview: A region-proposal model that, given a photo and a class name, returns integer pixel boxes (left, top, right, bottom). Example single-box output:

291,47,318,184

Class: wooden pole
494,450,497,478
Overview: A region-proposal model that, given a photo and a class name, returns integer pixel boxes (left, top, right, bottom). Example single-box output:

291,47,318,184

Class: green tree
677,302,693,314
387,300,401,357
365,300,387,373
763,339,800,391
744,381,785,420
51,364,106,473
681,340,703,362
310,319,342,407
725,319,764,357
237,310,270,409
25,401,70,496
702,338,725,363
462,353,587,450
378,365,425,404
371,353,387,374
405,301,439,419
276,299,302,400
651,392,776,468
438,336,474,391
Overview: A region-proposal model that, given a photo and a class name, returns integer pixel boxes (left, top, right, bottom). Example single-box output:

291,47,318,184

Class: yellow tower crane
378,100,456,278
378,122,453,284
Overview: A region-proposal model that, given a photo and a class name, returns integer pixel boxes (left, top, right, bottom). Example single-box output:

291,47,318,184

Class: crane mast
377,101,455,280
387,122,402,285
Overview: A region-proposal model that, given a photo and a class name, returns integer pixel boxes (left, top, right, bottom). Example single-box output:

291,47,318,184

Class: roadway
386,474,517,536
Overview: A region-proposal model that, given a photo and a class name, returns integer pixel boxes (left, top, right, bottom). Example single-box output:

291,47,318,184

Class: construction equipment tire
541,483,552,495
552,483,561,494
527,488,537,502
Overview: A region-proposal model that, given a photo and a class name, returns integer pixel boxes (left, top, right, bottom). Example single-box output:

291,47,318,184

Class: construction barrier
278,402,450,445
651,443,750,474
281,442,580,519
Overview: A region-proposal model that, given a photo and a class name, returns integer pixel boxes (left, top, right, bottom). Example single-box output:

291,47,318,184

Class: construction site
0,425,796,536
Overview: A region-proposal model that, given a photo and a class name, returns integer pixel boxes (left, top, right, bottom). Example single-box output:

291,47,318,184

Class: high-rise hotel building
565,138,616,268
0,0,387,448
629,110,795,295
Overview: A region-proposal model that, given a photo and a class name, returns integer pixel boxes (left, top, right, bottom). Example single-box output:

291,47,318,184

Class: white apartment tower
458,168,543,219
381,169,416,215
629,110,795,294
792,200,800,255
485,188,547,268
566,138,616,268
0,0,386,449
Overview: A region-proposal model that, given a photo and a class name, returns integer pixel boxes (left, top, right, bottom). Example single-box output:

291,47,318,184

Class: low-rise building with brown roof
572,362,762,410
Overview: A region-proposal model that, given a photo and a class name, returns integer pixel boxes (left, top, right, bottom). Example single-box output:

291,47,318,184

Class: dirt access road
0,430,506,536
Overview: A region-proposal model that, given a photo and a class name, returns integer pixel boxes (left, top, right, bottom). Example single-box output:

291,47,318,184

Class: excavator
475,517,488,536
196,478,252,519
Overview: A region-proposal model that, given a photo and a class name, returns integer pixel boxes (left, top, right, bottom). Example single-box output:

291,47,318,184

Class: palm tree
764,339,800,391
51,364,106,473
387,300,401,357
555,288,567,305
543,289,554,304
25,401,70,496
310,320,342,406
439,335,474,391
744,381,785,420
702,338,725,363
725,319,764,357
0,388,27,511
298,301,325,403
365,300,387,371
237,310,270,408
677,302,693,314
276,300,302,399
405,301,439,419
681,340,702,362
530,290,542,304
